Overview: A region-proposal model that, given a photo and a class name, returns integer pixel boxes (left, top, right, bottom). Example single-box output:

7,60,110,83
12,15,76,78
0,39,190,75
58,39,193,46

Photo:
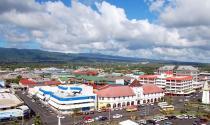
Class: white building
130,80,165,104
139,75,158,84
95,85,136,109
155,73,173,89
176,66,199,81
202,80,210,104
165,76,195,95
30,84,97,114
157,65,176,75
95,80,164,110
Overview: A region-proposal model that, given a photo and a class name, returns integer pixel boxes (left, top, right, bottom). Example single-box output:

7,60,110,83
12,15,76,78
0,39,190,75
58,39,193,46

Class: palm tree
72,108,80,125
33,115,42,125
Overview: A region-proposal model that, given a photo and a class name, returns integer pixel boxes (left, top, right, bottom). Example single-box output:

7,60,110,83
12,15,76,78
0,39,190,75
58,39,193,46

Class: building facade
165,76,195,95
95,85,136,109
139,75,158,84
30,84,97,114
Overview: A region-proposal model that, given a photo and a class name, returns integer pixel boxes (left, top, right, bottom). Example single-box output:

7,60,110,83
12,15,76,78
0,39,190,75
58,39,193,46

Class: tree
33,115,42,125
12,120,19,125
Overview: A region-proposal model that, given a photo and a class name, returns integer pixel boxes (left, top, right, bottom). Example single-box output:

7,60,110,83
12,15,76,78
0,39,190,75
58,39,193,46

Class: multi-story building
139,75,158,84
157,65,176,75
155,73,173,89
30,84,97,114
176,66,202,89
165,76,195,95
176,66,199,81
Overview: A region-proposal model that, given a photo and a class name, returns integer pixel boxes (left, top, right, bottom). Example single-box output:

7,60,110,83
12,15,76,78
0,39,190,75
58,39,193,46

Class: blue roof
39,87,95,101
0,109,23,119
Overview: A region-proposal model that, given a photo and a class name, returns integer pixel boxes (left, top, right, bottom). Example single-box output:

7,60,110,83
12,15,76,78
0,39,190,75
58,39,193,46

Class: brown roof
95,85,135,97
129,79,143,87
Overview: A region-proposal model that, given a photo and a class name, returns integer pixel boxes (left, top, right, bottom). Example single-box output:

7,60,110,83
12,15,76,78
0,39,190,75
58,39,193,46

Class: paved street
15,90,210,125
16,90,161,125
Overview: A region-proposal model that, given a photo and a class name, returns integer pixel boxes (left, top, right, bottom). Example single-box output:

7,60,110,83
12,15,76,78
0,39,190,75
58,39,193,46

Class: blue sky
1,0,156,49
0,0,210,62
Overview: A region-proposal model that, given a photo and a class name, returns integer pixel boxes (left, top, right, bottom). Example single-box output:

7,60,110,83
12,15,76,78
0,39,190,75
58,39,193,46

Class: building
129,80,164,104
155,73,173,89
157,65,176,75
0,89,24,110
19,78,37,88
176,66,199,82
165,76,195,95
202,79,210,104
95,80,164,110
95,85,136,109
139,75,158,84
30,84,97,114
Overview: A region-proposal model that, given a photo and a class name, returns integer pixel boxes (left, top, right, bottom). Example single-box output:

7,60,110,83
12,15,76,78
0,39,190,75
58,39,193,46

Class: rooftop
139,75,158,79
176,66,198,71
142,84,164,94
95,85,135,97
0,92,23,109
129,79,143,87
158,65,176,70
165,76,193,81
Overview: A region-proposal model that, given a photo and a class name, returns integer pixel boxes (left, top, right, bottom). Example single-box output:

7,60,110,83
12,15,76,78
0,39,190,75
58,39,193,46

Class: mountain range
0,47,202,65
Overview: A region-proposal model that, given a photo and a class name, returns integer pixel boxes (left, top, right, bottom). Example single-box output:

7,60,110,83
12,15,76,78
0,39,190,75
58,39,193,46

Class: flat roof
0,93,23,109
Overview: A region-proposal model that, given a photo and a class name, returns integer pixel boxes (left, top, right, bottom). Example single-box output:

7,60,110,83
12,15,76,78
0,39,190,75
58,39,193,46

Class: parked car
146,120,156,124
126,106,137,112
95,116,103,121
163,121,173,125
137,119,146,125
99,116,108,121
84,118,94,123
83,116,92,121
112,114,123,119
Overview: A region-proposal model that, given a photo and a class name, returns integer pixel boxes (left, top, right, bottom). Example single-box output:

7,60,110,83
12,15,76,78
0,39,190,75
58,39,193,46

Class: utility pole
109,108,111,123
22,112,24,125
57,111,65,125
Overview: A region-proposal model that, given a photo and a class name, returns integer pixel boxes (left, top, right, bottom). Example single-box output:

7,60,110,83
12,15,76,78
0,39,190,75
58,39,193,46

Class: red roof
142,84,164,94
19,79,36,85
73,70,98,76
139,75,158,79
164,71,173,75
44,81,61,85
165,76,193,81
95,85,135,97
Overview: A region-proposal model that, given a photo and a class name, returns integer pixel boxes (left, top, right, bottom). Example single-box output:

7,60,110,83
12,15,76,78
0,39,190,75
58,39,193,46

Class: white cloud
159,0,210,27
0,0,210,62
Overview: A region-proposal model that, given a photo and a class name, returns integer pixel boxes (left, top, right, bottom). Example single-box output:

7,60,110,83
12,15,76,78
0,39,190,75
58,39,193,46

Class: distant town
0,64,209,125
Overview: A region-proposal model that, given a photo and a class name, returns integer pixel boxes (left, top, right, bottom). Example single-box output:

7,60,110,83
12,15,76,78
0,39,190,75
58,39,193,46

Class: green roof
59,77,69,81
75,75,106,82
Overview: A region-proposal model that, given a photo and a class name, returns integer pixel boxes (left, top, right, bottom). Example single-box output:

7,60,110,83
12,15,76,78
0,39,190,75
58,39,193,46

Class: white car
112,114,123,119
95,116,102,121
84,119,94,123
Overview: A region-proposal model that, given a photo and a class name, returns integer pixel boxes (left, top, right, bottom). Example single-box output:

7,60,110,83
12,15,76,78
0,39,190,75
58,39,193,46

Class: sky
0,0,210,62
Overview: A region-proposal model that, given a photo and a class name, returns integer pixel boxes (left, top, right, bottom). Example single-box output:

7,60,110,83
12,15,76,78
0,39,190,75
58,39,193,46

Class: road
16,91,161,125
16,91,210,125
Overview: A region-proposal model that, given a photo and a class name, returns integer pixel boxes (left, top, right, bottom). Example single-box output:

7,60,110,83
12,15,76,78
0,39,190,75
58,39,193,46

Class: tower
202,78,209,104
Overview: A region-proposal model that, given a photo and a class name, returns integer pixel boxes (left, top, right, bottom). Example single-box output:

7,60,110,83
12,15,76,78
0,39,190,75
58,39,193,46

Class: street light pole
109,108,111,122
57,111,65,125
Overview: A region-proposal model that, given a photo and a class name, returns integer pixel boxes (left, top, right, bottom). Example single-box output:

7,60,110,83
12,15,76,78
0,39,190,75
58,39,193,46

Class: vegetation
5,75,22,85
33,115,42,125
